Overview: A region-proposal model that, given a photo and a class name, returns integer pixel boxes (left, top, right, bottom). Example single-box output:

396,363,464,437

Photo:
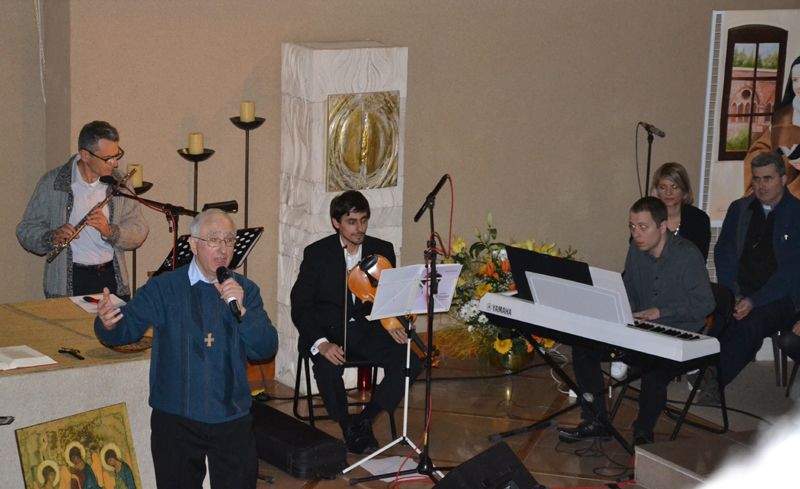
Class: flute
46,169,136,263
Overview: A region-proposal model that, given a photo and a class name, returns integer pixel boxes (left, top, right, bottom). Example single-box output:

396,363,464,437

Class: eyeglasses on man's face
82,147,125,163
193,235,236,249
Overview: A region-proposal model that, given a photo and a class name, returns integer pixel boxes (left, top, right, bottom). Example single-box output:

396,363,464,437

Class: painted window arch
718,25,787,160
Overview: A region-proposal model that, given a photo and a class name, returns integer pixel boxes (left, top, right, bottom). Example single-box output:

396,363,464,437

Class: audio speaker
434,442,546,489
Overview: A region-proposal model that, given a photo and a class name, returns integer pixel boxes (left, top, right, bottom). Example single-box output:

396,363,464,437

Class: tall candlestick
127,163,143,188
240,101,255,123
188,132,204,155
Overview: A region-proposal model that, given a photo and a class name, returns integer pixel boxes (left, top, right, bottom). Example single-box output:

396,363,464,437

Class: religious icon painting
15,403,141,489
326,91,400,191
700,10,800,222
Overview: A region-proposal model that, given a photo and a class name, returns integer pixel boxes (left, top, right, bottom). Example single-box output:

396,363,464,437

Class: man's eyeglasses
193,235,236,248
82,147,125,163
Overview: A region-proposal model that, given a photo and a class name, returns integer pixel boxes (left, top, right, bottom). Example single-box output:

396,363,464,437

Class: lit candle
188,132,204,155
240,101,255,123
127,163,143,188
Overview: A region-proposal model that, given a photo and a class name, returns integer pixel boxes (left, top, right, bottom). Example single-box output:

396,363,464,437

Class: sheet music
588,266,635,324
369,264,462,320
526,271,627,324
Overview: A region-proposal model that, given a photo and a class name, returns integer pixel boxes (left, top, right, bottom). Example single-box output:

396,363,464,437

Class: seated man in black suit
290,190,422,454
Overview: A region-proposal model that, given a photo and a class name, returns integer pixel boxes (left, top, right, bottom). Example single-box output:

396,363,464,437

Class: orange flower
478,261,496,277
501,259,511,274
530,336,555,350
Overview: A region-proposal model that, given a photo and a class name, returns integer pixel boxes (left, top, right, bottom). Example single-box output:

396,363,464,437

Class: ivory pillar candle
188,132,204,155
240,101,255,123
127,164,143,188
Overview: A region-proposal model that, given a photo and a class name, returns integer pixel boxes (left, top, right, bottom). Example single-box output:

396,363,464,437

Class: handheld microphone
638,121,666,138
215,266,242,322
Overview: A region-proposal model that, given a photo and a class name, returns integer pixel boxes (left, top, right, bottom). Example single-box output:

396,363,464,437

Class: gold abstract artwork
15,403,141,489
327,91,400,191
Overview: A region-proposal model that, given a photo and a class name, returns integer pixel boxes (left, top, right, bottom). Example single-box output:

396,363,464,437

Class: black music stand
152,227,264,276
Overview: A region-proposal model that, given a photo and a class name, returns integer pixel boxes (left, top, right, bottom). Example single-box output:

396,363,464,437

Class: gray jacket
16,156,149,297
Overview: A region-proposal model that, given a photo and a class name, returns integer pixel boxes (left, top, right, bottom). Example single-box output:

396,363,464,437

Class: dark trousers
572,344,684,436
311,323,422,425
572,345,609,421
72,261,128,300
718,297,796,386
151,409,257,489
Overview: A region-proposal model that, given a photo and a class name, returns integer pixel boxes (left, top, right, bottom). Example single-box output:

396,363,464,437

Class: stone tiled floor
251,352,797,488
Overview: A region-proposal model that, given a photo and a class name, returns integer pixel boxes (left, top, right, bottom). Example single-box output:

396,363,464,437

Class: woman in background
651,162,711,260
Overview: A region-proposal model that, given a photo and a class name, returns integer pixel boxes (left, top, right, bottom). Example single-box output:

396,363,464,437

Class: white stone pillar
276,41,407,390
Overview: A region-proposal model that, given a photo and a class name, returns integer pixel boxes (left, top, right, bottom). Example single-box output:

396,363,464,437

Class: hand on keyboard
633,307,660,322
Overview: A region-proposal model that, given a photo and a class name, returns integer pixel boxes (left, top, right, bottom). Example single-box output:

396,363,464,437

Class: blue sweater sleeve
238,278,278,361
94,278,165,345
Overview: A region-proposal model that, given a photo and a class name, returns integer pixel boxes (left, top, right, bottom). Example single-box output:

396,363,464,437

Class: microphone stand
413,174,449,479
416,206,442,479
644,129,655,194
113,188,197,270
344,180,451,485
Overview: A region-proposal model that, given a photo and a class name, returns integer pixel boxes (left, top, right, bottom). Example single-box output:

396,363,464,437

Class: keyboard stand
488,332,634,455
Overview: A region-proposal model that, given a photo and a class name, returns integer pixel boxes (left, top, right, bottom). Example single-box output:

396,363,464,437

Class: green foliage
726,126,751,152
732,48,756,69
758,51,779,70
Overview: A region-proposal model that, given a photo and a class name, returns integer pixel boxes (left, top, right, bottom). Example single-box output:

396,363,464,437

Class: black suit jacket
290,233,396,353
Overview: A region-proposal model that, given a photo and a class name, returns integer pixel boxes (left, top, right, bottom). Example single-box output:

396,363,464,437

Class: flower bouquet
438,213,576,368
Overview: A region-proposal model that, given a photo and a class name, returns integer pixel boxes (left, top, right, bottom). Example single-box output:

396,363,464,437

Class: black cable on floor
554,438,632,480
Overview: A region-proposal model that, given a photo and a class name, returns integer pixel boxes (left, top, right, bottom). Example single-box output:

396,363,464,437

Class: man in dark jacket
291,190,421,454
715,151,800,386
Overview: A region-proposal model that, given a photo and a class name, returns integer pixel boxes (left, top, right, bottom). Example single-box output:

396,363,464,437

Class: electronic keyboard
479,292,719,362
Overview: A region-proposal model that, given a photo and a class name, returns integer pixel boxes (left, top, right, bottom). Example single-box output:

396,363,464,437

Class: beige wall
4,0,799,307
2,1,47,302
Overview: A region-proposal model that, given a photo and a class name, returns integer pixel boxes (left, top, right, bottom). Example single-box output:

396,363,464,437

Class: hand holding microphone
216,267,244,322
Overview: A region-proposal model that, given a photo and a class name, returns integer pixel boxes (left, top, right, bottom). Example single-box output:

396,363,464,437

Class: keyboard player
557,196,714,446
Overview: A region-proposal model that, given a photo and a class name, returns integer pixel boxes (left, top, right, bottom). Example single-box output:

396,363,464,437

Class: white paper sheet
368,263,461,320
68,293,126,314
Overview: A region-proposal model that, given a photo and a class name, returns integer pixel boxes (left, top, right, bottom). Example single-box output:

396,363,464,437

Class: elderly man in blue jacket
714,151,800,387
95,209,278,489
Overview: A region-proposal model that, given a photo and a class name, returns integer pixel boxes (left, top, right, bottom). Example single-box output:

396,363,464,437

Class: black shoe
344,417,379,454
558,419,611,443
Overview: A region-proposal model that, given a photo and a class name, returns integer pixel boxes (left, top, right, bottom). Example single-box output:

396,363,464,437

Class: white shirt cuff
311,337,328,356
